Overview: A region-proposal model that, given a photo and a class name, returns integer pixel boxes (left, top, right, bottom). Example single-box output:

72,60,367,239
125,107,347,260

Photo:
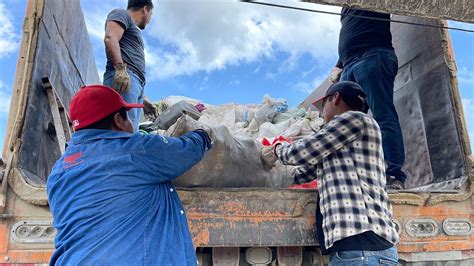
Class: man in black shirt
329,8,407,189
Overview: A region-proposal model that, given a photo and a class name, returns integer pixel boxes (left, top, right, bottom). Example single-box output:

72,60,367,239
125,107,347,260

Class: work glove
328,67,342,84
143,96,159,121
260,135,292,169
113,63,131,93
261,146,278,169
196,123,215,143
261,136,292,147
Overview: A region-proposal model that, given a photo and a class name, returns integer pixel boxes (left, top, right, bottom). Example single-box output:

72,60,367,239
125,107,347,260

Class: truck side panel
1,0,97,263
392,16,469,190
2,0,99,206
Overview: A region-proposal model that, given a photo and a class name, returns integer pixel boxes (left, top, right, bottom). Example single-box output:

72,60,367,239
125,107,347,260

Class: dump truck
0,0,473,264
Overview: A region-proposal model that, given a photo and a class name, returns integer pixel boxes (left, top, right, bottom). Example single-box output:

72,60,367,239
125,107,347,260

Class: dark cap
312,81,368,113
128,0,153,9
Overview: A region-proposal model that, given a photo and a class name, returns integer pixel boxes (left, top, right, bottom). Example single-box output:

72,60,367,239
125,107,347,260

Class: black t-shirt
316,202,393,255
105,9,146,83
337,7,393,68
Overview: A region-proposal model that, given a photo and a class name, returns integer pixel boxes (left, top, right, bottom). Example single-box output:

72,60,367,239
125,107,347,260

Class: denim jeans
103,70,144,132
340,48,406,182
329,246,399,265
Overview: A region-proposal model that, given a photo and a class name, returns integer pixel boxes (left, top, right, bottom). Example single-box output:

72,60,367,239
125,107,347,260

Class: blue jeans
341,48,406,182
103,70,144,132
329,246,399,265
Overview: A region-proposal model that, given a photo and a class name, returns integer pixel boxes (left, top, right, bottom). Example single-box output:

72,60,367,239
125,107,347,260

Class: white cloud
144,0,341,80
458,66,474,86
81,0,127,41
81,0,125,76
293,72,328,95
462,98,474,152
84,13,107,78
79,0,341,81
0,2,20,58
0,80,11,113
83,12,106,42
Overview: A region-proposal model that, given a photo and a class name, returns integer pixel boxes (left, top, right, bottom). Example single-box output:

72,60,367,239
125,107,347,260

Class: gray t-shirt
105,9,146,83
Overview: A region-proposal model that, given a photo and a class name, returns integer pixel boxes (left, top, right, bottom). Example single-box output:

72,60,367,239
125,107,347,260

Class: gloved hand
261,146,278,169
328,67,342,84
113,63,131,93
143,96,159,120
195,123,215,143
272,135,291,146
261,136,292,147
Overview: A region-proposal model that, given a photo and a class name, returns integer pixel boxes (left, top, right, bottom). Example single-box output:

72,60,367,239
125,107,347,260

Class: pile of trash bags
140,95,324,188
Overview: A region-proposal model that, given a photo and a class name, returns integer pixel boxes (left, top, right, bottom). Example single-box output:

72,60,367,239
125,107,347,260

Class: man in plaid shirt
262,81,399,265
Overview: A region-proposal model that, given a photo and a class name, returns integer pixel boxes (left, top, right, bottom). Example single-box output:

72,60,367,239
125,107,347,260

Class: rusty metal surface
393,201,473,256
303,0,474,24
179,188,474,255
0,176,53,264
300,16,469,191
0,187,472,262
179,188,319,247
4,0,99,194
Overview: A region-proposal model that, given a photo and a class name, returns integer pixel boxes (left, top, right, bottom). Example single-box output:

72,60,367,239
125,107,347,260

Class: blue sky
0,0,473,157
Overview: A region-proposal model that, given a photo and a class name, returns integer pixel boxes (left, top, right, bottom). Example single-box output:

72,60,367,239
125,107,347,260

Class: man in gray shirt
103,0,154,132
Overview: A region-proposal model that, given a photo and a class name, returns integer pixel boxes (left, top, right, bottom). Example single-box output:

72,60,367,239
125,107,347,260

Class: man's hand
113,63,131,93
143,96,159,120
197,123,215,143
328,67,343,84
261,146,278,169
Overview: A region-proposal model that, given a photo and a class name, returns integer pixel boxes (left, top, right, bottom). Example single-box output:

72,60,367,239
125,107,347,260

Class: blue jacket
47,129,212,265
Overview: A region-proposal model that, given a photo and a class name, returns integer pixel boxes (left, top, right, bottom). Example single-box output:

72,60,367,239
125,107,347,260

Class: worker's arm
143,130,212,183
292,165,318,184
275,111,365,167
143,96,159,117
104,18,130,93
104,20,125,67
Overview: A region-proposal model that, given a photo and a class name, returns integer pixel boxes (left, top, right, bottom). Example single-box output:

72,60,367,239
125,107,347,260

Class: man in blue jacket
47,85,212,265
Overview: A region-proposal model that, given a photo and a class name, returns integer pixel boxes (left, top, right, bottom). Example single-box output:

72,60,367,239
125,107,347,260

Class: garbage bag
155,101,201,130
167,114,294,188
272,108,307,124
254,95,278,124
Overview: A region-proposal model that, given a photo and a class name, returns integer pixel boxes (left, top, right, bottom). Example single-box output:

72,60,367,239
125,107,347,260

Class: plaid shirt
275,111,399,249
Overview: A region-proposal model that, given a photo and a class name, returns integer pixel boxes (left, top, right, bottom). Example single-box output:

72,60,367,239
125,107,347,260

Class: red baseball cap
69,85,144,131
